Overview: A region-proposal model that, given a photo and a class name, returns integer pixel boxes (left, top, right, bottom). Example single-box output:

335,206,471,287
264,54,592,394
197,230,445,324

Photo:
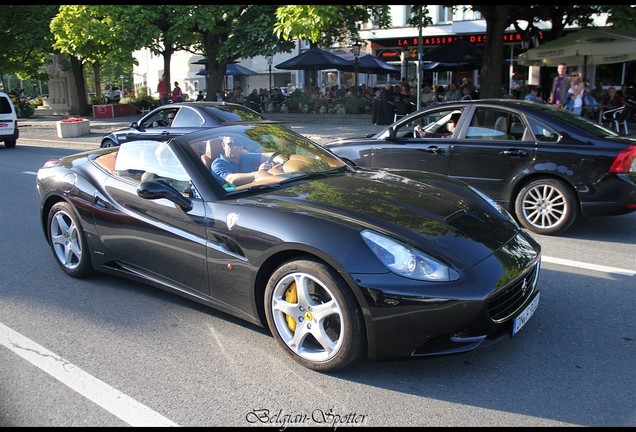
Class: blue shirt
211,153,262,182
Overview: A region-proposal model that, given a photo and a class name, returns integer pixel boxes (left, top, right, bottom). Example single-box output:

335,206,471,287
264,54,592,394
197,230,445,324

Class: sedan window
465,108,525,141
171,107,204,128
526,117,560,142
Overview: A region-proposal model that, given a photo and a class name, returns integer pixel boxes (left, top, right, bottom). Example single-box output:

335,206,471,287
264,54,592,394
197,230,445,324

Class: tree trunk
70,55,90,116
202,33,229,100
92,61,101,102
476,5,512,99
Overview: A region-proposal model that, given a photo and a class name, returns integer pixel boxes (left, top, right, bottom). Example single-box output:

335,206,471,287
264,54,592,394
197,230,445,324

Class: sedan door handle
501,149,529,157
423,145,445,154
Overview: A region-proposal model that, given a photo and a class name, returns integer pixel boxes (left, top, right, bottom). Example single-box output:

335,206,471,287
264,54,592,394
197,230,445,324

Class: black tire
47,202,94,278
264,259,365,372
514,178,577,235
4,140,16,149
101,139,118,148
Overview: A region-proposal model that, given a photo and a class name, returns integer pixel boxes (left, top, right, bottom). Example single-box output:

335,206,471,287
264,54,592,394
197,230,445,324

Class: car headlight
361,230,459,281
469,185,518,226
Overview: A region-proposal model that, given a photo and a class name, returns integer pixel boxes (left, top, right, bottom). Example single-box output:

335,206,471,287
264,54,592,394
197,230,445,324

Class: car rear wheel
101,139,117,148
47,202,94,278
264,259,365,372
514,178,577,235
4,139,16,149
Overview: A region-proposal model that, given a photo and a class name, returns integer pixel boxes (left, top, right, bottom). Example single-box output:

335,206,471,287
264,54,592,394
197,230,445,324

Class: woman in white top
565,72,585,115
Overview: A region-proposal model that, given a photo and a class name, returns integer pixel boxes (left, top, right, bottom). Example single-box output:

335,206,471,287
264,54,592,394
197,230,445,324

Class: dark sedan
37,123,541,372
99,101,272,148
326,99,636,235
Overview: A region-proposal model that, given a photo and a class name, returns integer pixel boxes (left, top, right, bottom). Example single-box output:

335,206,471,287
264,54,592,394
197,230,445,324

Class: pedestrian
524,87,545,104
548,63,570,108
172,82,183,103
157,74,169,106
564,72,584,115
196,90,204,101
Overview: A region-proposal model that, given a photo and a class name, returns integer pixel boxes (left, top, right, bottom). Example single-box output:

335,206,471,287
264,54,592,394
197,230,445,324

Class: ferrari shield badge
227,212,239,230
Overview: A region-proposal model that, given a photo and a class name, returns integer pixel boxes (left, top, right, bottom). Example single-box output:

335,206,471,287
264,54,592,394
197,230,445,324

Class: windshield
531,103,621,138
182,124,346,194
202,104,265,122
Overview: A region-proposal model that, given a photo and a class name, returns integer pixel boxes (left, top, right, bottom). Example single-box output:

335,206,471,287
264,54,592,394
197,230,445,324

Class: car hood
259,169,526,270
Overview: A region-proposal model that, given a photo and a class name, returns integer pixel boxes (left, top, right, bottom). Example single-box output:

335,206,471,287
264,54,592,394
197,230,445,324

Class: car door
367,108,460,175
447,106,537,203
124,107,180,143
92,141,210,296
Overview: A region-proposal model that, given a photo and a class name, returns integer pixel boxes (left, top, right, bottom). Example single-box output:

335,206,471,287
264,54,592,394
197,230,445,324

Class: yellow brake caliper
284,282,297,332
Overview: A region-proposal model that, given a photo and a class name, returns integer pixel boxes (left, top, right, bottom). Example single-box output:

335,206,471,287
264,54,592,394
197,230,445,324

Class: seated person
414,112,460,138
211,136,286,186
152,112,175,128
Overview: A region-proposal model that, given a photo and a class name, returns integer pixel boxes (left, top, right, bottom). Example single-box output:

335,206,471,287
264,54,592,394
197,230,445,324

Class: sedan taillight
609,145,636,173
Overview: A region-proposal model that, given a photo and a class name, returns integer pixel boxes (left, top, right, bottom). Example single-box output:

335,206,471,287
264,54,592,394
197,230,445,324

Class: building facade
132,6,628,100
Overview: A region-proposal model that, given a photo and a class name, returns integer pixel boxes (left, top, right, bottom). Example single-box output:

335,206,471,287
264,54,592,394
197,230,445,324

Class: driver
415,112,461,138
211,136,285,186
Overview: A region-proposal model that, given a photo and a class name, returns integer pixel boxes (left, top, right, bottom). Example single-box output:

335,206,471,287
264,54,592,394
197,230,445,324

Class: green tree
51,5,140,115
274,5,391,48
177,5,295,100
0,5,58,86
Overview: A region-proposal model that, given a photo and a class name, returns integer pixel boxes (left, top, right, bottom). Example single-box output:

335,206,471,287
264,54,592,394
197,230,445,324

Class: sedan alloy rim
521,184,567,229
50,209,82,270
271,272,344,362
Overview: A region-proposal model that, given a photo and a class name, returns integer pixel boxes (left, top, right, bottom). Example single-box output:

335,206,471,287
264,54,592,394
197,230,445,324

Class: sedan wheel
265,259,364,372
514,178,577,235
47,202,93,278
101,139,117,148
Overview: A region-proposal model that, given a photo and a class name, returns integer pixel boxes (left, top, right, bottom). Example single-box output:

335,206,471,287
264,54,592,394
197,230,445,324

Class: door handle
424,146,444,154
501,149,529,157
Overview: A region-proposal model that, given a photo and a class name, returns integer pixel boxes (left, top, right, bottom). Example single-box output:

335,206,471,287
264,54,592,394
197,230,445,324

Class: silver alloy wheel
270,271,344,363
520,182,568,230
50,208,82,270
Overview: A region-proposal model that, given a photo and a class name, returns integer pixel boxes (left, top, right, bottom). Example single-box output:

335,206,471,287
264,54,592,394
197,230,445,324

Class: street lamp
352,42,361,93
266,55,273,94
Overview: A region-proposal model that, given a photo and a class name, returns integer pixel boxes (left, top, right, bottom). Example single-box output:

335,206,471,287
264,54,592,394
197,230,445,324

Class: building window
437,6,451,23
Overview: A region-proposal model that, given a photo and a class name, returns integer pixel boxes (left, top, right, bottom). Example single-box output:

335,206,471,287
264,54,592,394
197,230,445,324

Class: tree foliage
274,5,392,47
0,5,58,81
178,5,295,100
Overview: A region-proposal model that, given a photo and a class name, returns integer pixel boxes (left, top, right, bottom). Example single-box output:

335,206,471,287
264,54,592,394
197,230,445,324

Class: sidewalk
16,111,383,150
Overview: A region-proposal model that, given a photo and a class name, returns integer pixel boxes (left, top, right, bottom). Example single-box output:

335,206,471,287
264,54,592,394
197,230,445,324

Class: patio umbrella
421,61,481,72
338,55,400,74
517,28,636,68
195,64,258,76
275,47,354,71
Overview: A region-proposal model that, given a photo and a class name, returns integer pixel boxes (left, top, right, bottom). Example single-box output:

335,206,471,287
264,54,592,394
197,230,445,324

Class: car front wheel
101,139,117,148
47,202,94,278
264,259,365,372
514,178,577,235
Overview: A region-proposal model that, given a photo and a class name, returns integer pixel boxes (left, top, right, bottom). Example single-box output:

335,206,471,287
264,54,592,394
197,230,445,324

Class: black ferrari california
326,99,636,235
37,123,542,372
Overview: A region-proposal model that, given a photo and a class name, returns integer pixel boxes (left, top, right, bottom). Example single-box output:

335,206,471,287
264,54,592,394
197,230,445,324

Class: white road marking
541,256,635,277
0,322,179,427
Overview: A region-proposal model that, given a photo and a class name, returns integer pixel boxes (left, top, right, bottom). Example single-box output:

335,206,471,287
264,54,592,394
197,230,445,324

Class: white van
0,92,19,148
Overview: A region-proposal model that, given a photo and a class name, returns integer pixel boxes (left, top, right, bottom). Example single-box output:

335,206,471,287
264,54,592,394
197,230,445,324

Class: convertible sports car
37,123,542,372
99,101,272,148
325,99,636,235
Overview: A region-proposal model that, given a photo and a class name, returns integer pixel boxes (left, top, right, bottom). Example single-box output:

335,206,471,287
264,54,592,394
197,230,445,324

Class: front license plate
512,291,539,336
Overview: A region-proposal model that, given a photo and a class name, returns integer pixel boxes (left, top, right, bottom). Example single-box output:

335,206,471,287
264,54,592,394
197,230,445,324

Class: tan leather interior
94,152,118,173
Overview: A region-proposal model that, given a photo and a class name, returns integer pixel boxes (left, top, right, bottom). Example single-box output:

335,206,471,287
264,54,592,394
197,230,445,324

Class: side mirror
137,180,192,211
